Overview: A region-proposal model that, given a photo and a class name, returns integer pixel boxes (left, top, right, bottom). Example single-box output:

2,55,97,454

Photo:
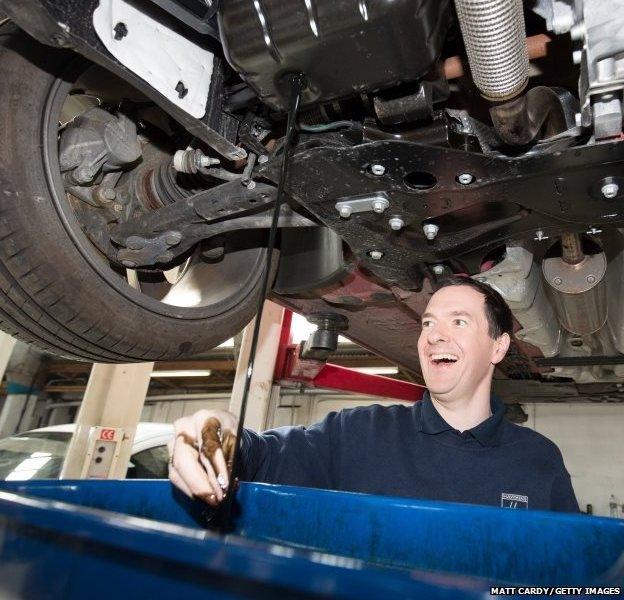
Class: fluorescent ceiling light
151,370,212,377
350,366,399,375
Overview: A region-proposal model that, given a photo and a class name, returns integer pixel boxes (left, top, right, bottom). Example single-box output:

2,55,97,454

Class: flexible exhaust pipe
560,232,585,265
453,0,530,101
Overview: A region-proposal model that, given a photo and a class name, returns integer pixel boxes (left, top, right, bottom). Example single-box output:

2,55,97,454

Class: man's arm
239,413,339,488
550,470,580,513
548,443,579,513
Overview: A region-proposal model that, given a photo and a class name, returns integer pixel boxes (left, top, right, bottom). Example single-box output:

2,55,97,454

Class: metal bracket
117,230,182,267
93,0,214,119
335,194,389,218
111,180,315,267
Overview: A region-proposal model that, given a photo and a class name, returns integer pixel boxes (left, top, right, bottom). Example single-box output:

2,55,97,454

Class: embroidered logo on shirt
501,492,528,509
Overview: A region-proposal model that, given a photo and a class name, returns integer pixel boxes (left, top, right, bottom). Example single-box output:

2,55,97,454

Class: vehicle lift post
0,331,16,382
228,300,286,430
60,362,154,479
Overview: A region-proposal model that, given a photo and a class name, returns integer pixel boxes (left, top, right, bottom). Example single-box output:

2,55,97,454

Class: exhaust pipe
453,0,530,101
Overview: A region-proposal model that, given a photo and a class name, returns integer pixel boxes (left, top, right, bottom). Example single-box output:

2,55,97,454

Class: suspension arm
109,180,316,267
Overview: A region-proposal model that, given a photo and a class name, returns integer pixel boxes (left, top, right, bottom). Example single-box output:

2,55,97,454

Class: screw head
126,237,144,251
113,22,128,40
201,246,225,260
258,154,269,164
388,217,405,231
165,231,182,246
175,81,189,99
601,182,619,199
587,275,596,284
432,264,444,275
96,187,116,204
368,250,384,260
50,34,68,47
457,173,474,185
370,164,386,176
423,223,439,240
73,166,95,184
371,199,388,214
157,251,174,263
553,277,563,285
339,206,352,218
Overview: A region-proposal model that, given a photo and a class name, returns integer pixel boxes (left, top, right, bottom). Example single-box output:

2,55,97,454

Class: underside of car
0,0,623,403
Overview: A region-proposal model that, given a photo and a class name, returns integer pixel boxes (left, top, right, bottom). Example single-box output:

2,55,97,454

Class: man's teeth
431,354,458,362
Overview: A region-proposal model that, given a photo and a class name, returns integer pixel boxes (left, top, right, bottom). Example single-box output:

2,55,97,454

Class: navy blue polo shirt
240,392,579,512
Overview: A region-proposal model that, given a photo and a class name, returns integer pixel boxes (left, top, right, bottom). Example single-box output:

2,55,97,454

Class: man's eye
453,319,467,326
422,320,433,328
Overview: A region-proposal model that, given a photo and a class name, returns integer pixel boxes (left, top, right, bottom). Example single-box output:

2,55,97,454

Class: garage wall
270,394,411,429
523,403,624,518
140,397,230,423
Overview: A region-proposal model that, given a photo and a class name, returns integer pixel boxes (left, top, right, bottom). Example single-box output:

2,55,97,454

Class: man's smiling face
417,284,510,401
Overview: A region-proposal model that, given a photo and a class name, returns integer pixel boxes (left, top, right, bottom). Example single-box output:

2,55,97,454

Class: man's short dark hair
434,276,514,340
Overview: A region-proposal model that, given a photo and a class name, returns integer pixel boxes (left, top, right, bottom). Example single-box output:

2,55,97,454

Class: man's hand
168,409,238,507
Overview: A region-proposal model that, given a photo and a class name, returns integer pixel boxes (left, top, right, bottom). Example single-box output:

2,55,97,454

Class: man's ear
491,332,511,365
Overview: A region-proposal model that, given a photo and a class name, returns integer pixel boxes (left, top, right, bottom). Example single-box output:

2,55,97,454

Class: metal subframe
260,138,624,289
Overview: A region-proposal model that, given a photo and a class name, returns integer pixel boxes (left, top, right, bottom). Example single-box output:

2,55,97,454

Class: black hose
298,120,361,132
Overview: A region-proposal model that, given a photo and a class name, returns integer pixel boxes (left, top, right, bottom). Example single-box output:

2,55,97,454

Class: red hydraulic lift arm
273,310,425,402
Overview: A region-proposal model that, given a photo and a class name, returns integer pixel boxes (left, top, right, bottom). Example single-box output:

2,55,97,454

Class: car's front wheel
0,24,270,361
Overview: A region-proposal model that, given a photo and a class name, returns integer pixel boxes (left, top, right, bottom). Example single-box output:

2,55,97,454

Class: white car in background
0,423,174,481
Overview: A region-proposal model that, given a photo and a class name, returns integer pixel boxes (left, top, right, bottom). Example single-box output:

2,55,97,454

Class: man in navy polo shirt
169,277,579,513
